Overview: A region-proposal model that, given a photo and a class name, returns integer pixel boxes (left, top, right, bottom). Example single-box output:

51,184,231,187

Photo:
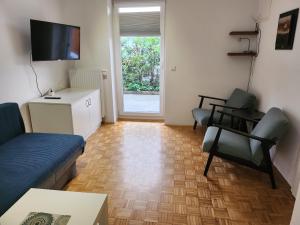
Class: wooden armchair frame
193,94,227,129
203,110,278,189
193,94,248,129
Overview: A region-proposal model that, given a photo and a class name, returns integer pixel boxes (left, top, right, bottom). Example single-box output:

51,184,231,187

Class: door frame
113,1,166,119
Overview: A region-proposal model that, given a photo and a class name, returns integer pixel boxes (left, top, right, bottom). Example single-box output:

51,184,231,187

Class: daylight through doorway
121,36,161,113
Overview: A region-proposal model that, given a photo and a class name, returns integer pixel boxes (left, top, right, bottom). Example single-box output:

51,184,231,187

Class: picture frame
275,8,299,50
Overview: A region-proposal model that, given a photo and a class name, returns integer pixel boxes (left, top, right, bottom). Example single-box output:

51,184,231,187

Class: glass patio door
121,36,161,113
114,3,165,117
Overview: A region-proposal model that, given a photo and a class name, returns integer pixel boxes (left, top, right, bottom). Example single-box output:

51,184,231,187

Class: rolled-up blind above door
119,11,160,36
114,0,162,4
116,0,162,36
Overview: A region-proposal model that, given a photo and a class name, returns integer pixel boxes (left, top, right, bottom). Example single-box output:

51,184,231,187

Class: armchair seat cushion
192,108,230,126
202,126,252,161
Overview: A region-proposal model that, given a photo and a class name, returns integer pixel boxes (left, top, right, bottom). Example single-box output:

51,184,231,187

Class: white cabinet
28,88,101,140
71,90,101,139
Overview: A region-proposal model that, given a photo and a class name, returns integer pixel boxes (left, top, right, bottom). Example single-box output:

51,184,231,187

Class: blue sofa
0,103,85,215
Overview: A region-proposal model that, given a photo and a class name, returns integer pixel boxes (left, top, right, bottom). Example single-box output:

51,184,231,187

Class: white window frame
113,1,165,119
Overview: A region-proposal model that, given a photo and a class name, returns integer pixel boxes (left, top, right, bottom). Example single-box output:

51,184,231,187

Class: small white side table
0,189,108,225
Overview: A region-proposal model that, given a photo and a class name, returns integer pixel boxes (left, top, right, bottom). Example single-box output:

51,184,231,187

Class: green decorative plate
21,213,53,225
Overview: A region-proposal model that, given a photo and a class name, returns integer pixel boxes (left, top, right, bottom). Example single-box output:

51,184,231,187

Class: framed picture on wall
275,8,299,50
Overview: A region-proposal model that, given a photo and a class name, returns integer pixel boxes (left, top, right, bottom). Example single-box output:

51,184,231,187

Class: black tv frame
30,19,80,61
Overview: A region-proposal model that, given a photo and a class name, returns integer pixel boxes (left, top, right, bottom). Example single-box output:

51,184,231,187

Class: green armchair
202,107,289,188
192,88,257,129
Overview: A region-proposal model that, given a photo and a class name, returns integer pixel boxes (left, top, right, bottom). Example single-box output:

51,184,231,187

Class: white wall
290,185,300,224
164,0,259,125
0,0,72,130
250,0,300,195
61,0,118,123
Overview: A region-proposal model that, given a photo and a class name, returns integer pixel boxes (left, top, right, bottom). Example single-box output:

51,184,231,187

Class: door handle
85,99,89,107
89,98,92,106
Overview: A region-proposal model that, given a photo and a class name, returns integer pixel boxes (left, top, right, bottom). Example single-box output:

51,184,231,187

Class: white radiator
69,68,105,117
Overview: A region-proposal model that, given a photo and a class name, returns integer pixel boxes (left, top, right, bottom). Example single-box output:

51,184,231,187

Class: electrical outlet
170,66,177,72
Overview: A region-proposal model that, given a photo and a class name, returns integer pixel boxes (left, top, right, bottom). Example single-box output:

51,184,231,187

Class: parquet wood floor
65,121,295,225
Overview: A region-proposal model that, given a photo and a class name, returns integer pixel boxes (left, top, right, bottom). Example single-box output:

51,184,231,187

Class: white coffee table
0,188,108,225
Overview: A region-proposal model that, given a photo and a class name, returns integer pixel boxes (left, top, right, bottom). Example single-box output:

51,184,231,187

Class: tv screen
30,19,80,61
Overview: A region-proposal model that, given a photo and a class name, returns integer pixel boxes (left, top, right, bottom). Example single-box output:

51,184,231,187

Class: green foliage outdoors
121,37,160,92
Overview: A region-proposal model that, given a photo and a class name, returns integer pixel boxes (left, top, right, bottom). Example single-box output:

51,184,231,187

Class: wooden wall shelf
227,52,257,57
229,31,259,36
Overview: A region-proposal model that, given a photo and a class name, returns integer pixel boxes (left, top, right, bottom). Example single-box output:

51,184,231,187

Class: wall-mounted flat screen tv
30,19,80,61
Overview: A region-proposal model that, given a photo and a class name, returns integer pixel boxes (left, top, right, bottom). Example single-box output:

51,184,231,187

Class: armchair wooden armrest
216,110,260,124
212,124,277,146
207,103,248,126
196,95,227,109
209,103,248,111
198,95,227,102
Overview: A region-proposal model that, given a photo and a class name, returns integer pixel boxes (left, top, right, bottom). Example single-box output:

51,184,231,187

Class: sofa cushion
0,133,85,215
250,107,289,165
0,103,25,145
202,126,252,161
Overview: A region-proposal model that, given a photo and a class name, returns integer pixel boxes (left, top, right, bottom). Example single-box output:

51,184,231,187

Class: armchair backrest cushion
250,107,289,165
224,88,257,112
0,103,25,145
